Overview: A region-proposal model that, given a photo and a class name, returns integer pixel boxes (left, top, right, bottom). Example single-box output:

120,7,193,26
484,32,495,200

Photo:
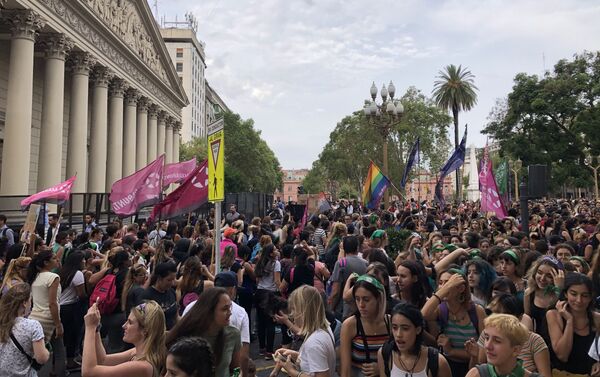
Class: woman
491,277,517,299
58,250,87,370
166,337,215,377
570,256,590,274
274,285,336,377
280,245,314,296
340,275,391,377
524,256,564,331
27,250,62,342
166,288,241,377
1,256,30,296
151,240,175,272
421,269,486,377
377,302,451,377
141,262,178,330
122,264,149,316
554,244,574,265
464,259,497,307
253,244,281,358
499,249,526,301
467,293,550,377
236,245,256,334
465,314,542,377
82,300,166,377
545,272,599,376
0,284,50,376
176,256,214,313
395,260,431,308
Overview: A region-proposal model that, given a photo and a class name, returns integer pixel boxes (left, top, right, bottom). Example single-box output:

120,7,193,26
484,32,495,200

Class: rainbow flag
362,162,391,210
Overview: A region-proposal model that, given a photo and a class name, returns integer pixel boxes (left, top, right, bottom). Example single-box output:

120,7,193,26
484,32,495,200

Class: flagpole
369,159,408,201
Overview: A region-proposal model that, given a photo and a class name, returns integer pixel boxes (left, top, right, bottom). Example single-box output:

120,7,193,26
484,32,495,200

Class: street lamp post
364,81,404,208
584,155,600,199
509,158,522,202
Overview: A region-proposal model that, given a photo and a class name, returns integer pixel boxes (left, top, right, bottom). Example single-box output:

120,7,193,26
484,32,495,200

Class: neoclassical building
0,0,188,196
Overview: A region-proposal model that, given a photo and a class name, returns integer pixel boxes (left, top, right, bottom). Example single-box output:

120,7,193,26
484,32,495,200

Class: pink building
274,169,309,203
405,169,455,202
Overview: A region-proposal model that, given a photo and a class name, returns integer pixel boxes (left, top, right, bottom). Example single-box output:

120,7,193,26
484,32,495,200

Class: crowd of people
1,198,600,377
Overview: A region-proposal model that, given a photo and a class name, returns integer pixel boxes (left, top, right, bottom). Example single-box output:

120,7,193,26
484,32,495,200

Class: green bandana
486,360,525,377
501,249,520,265
356,274,385,293
370,229,386,240
448,268,465,277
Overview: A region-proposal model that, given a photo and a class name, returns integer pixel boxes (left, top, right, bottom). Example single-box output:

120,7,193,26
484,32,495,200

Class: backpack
325,258,347,298
382,342,439,377
475,364,540,377
89,273,118,315
438,301,480,336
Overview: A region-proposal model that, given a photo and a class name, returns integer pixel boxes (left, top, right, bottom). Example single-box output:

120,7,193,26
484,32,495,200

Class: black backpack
381,341,439,377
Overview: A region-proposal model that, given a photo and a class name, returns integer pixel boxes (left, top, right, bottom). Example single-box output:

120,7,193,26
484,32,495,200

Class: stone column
122,88,138,176
0,10,44,195
135,97,149,170
66,52,95,193
147,104,158,162
165,117,174,165
88,66,111,193
106,78,126,191
157,110,166,157
173,122,181,163
36,34,72,191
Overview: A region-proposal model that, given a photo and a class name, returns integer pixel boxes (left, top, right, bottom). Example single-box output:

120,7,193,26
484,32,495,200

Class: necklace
397,348,422,377
448,306,466,322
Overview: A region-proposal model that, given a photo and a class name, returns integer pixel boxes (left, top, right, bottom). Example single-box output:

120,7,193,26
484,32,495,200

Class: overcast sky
155,0,600,169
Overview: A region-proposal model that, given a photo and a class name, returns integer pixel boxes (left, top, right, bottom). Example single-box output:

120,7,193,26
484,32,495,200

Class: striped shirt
445,319,478,350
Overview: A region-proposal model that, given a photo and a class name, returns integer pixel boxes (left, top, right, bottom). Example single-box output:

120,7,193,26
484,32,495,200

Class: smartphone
272,353,287,363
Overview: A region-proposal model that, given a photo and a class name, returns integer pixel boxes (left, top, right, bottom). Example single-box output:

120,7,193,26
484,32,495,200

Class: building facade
0,0,188,195
274,169,309,203
205,80,229,129
406,169,454,202
160,26,206,142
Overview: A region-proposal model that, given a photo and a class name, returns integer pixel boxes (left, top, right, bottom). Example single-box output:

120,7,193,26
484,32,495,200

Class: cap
223,227,237,238
214,271,237,287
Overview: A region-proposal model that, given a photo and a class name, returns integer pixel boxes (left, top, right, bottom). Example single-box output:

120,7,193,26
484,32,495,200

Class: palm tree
433,64,478,200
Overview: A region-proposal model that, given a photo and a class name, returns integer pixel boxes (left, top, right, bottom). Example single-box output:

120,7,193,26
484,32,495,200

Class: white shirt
183,299,250,344
589,336,599,361
59,270,85,305
298,328,336,374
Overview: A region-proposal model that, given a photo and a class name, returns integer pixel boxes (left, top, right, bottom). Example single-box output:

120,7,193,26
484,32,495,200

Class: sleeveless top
351,315,390,368
391,361,428,377
529,294,547,331
552,318,595,374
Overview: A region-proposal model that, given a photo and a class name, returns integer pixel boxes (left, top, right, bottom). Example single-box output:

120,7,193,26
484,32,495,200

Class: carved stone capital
40,33,73,60
91,65,112,88
157,110,168,122
109,78,126,98
68,51,96,76
124,88,139,106
165,117,175,128
148,104,159,118
173,121,182,132
4,9,45,41
137,97,150,113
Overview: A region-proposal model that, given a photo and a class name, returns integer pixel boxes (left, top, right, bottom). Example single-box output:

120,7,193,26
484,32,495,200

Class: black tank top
552,318,595,374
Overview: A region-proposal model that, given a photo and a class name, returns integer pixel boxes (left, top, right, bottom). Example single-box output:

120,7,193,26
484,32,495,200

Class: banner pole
214,201,221,273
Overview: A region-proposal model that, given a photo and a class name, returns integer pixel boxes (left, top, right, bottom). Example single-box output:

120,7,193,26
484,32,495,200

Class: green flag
495,160,508,195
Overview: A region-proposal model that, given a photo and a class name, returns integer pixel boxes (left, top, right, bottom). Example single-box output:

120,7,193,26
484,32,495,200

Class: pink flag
163,158,197,188
21,176,76,211
110,154,165,217
478,145,508,218
149,160,208,221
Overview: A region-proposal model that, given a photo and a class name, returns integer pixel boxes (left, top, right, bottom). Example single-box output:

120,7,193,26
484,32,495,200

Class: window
176,62,183,72
176,48,183,58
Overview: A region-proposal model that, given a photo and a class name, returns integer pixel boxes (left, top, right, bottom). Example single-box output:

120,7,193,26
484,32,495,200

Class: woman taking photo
545,272,599,376
253,243,281,358
0,284,50,376
523,256,564,331
166,337,215,377
465,314,542,377
82,300,166,377
377,302,451,377
340,274,390,377
421,268,485,377
176,256,213,313
166,287,241,377
273,285,336,377
27,250,62,342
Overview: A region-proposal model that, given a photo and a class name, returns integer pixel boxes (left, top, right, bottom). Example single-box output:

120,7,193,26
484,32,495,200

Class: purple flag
163,158,197,188
110,155,165,217
149,160,208,221
21,176,76,211
478,144,508,218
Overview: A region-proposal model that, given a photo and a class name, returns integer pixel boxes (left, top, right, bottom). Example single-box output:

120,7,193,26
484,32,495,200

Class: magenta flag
478,145,508,218
163,158,197,188
149,160,208,221
110,154,165,217
21,176,77,211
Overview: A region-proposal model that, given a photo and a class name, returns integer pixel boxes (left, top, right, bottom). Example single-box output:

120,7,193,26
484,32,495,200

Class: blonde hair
1,257,30,293
288,285,329,338
121,264,147,311
131,300,167,374
484,313,528,346
326,223,347,247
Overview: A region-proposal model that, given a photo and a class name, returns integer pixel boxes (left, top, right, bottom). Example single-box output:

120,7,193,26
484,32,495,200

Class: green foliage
482,51,600,190
223,111,283,193
304,87,452,195
179,136,207,163
385,228,413,261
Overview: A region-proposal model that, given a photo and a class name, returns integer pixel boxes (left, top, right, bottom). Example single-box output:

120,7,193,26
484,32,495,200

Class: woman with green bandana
422,268,486,377
499,250,526,302
340,274,391,377
465,314,542,377
523,256,564,332
569,256,590,274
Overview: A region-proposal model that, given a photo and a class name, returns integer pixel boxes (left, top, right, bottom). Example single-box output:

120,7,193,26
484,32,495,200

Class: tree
483,51,600,192
179,136,207,163
433,64,479,199
304,87,452,197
